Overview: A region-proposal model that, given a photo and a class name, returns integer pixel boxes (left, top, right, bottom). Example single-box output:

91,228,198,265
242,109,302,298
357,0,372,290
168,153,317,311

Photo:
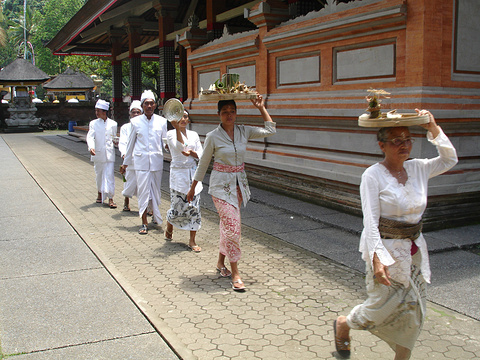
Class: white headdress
129,100,143,113
140,90,156,105
95,99,109,111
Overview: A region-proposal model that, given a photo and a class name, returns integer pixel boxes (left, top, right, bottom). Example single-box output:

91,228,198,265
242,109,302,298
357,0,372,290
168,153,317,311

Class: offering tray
358,112,429,127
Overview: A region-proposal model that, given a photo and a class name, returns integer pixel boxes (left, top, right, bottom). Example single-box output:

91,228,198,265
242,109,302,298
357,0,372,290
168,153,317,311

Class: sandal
123,205,130,212
333,320,351,359
96,198,102,203
231,279,246,291
109,201,117,209
164,229,173,240
188,245,201,252
216,267,231,277
138,224,148,235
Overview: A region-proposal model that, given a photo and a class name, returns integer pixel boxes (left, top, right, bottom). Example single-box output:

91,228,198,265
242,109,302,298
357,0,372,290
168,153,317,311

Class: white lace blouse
193,122,276,208
359,129,458,287
166,129,203,196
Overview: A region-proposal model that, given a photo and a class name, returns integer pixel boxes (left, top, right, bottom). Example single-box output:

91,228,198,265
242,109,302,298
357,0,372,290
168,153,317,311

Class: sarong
212,187,242,262
94,161,115,202
166,189,201,231
135,169,163,224
346,251,426,351
122,168,137,198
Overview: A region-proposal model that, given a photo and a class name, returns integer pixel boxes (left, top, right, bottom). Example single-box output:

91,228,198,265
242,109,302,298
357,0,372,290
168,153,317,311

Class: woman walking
334,109,458,359
165,110,203,252
187,94,275,291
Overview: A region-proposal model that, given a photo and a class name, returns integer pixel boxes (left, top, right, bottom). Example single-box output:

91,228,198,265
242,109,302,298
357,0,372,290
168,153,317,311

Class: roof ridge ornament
187,14,199,29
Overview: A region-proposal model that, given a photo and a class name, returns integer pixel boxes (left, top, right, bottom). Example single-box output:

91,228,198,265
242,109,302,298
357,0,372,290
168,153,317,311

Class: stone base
245,164,480,232
3,125,43,133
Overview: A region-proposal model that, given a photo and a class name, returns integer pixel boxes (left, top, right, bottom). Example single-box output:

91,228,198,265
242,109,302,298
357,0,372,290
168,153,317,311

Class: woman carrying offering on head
334,109,458,359
186,94,275,291
165,110,203,252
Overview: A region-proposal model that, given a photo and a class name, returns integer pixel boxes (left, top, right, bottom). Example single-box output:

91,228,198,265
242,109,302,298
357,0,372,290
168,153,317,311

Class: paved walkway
1,131,479,359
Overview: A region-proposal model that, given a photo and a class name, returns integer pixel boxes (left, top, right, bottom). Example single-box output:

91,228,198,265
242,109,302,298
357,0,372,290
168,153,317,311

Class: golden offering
199,73,257,101
358,89,429,127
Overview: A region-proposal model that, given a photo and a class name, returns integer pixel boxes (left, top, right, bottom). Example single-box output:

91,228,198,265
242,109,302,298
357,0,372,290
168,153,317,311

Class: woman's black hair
217,99,237,113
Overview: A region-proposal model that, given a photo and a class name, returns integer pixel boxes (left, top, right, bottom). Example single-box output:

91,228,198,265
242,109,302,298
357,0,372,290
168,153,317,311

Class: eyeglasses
384,137,415,146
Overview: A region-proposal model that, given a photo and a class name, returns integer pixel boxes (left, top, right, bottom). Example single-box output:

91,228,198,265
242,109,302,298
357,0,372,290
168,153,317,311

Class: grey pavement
0,131,479,360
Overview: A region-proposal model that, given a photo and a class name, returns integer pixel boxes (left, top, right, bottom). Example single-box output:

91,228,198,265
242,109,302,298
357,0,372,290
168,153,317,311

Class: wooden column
126,18,143,101
206,0,226,40
109,29,124,120
155,5,176,104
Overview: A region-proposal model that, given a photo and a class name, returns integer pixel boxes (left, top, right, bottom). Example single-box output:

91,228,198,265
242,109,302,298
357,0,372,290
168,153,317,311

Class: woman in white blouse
165,110,203,252
334,110,458,359
187,94,275,291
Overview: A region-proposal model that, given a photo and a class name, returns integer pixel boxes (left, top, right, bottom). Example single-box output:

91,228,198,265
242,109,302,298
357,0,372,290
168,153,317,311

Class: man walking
86,99,118,208
123,91,168,234
119,100,142,211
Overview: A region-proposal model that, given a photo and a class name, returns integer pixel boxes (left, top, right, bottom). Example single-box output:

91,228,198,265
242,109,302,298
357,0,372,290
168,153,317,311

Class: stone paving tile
4,133,480,360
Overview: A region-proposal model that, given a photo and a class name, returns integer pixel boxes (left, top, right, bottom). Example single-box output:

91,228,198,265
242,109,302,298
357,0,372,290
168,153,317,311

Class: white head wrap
140,90,156,105
129,100,143,113
95,99,109,111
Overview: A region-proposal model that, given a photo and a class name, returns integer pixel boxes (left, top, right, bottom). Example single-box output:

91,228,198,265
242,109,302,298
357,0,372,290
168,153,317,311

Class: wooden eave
47,0,262,60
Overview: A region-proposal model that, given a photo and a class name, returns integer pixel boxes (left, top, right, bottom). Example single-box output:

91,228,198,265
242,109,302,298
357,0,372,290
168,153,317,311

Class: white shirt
118,122,131,158
86,118,117,163
123,114,168,172
360,129,458,286
194,122,276,208
166,129,203,195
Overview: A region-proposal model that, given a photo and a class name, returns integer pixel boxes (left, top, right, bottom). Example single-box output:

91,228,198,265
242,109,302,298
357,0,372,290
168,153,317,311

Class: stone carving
5,95,41,127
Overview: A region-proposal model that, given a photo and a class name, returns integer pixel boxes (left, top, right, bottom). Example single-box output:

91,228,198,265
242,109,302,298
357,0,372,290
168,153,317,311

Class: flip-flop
333,320,351,358
216,267,231,277
138,224,148,235
188,245,201,252
231,279,246,291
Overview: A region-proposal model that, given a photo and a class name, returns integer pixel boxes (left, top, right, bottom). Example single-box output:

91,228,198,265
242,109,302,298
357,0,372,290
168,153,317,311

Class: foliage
33,0,86,74
0,0,181,100
7,4,35,61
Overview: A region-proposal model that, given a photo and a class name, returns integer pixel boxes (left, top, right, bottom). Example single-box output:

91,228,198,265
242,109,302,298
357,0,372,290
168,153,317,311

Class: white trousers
136,169,163,224
94,161,115,202
122,168,137,198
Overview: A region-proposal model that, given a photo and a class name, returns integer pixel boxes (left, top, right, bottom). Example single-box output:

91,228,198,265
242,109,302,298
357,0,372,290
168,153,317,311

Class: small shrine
43,67,95,102
0,56,50,132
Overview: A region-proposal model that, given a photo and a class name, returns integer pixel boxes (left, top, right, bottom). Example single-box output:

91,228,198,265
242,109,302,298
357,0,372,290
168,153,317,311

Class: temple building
43,67,95,102
0,57,50,132
47,0,480,229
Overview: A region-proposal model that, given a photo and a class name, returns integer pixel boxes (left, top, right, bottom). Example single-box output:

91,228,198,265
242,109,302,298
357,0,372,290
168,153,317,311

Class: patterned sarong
212,187,243,262
346,251,426,351
167,189,201,231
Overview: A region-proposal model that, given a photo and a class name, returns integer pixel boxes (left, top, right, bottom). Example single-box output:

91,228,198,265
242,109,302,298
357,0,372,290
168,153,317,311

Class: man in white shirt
119,100,142,211
123,90,168,234
86,99,118,208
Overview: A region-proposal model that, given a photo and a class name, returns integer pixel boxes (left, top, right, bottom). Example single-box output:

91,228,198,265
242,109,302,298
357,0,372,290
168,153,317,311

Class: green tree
33,0,85,74
7,4,36,61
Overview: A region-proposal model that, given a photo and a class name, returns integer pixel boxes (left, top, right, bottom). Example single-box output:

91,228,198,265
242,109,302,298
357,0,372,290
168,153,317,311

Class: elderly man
123,90,168,234
119,100,142,211
86,99,118,208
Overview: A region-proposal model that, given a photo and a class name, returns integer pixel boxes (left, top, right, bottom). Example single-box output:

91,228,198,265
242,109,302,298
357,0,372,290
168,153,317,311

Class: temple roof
43,67,95,90
0,57,50,84
46,0,257,60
